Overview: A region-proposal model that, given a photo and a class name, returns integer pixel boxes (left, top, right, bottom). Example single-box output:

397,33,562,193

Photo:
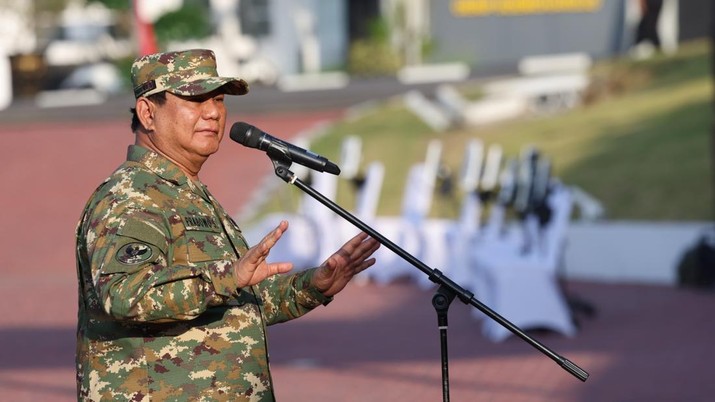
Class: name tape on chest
182,214,220,232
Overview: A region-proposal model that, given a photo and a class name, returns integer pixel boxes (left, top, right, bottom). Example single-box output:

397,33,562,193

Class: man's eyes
182,93,225,103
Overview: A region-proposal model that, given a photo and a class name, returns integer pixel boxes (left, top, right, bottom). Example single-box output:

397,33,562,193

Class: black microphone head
325,161,341,175
229,121,342,175
230,122,262,148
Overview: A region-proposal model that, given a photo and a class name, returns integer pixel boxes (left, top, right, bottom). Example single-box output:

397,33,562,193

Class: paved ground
269,279,715,402
1,90,714,401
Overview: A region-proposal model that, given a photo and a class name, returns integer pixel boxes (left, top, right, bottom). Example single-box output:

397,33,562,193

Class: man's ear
135,97,155,132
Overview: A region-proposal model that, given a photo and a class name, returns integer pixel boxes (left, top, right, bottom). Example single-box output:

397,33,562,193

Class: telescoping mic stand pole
269,159,589,402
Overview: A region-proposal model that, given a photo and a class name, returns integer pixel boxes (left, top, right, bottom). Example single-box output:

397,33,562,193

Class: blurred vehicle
40,2,132,95
43,3,132,66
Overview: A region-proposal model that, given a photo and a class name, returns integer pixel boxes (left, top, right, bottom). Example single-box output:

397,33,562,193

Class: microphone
230,122,341,175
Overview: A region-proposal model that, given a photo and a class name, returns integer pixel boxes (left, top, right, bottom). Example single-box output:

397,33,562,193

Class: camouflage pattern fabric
131,49,249,98
76,145,330,401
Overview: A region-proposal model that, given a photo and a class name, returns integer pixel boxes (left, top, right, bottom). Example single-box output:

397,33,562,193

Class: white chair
338,161,385,285
339,135,363,181
370,140,445,285
441,139,485,288
478,146,540,253
414,141,456,288
468,150,544,307
479,143,504,196
297,169,341,265
245,169,340,270
443,191,482,288
369,163,432,284
470,183,577,342
353,162,385,227
480,158,517,244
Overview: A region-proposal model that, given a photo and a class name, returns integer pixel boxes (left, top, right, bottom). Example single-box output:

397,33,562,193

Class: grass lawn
253,40,714,223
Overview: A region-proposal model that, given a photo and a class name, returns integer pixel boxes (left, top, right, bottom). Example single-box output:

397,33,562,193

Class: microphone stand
268,158,588,401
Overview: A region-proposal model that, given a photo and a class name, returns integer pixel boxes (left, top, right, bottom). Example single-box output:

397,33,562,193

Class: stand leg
433,285,456,402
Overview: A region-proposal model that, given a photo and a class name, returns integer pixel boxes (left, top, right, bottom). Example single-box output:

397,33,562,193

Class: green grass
255,40,715,223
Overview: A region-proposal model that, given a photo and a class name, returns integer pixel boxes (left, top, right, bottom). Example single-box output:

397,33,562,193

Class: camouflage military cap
131,49,249,98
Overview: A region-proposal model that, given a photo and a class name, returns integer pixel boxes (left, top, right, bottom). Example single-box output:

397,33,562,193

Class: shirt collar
126,145,189,186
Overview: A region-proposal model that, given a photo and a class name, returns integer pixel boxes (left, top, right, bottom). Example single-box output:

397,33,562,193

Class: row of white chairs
244,137,577,342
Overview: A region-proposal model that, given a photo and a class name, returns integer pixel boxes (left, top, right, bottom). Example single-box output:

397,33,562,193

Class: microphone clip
270,156,297,184
265,142,293,166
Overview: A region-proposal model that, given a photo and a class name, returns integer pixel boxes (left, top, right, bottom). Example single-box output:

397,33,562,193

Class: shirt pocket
182,215,234,263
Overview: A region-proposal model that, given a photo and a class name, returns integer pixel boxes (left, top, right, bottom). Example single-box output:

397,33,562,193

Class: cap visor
168,77,249,97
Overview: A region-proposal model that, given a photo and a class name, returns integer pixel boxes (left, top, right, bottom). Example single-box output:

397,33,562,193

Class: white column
0,49,12,111
294,6,321,73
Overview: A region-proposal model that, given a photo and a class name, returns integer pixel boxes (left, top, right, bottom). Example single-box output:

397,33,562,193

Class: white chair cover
443,192,483,288
369,164,431,284
244,169,340,271
470,183,576,342
371,140,444,285
298,170,340,265
421,139,485,289
337,161,385,284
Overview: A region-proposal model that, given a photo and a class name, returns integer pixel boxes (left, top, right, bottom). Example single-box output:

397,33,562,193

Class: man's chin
194,140,221,157
199,148,219,158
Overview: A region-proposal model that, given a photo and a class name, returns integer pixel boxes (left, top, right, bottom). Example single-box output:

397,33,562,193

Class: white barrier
563,221,712,285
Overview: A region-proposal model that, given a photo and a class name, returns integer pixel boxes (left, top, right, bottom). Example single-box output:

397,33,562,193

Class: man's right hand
234,220,293,288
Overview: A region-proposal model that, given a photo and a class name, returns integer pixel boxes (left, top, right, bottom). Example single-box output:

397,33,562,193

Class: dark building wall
679,0,711,41
428,0,628,70
347,0,381,41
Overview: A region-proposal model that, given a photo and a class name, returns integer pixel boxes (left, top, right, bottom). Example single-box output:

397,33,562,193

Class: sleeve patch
116,242,154,265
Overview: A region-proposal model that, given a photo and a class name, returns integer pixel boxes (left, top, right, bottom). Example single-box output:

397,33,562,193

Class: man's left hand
312,232,380,297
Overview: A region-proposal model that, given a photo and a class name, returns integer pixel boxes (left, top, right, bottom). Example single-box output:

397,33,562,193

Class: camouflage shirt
75,145,330,401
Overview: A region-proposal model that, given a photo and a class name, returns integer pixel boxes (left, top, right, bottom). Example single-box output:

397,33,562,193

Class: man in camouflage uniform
75,49,379,401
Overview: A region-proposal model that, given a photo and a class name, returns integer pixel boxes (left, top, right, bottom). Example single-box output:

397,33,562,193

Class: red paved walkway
269,280,715,402
1,108,714,401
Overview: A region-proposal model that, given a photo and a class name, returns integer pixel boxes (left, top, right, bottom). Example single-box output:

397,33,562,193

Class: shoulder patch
116,242,153,265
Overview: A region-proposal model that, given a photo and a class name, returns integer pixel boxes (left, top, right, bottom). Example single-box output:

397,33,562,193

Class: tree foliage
153,2,212,46
87,0,212,47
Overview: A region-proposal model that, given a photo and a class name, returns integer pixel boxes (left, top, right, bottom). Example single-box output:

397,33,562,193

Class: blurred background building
0,2,713,401
0,0,708,109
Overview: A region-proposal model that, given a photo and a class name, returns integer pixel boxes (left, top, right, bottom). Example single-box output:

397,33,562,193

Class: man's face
149,90,227,165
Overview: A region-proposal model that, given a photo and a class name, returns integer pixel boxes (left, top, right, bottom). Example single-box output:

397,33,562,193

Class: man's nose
202,99,222,119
